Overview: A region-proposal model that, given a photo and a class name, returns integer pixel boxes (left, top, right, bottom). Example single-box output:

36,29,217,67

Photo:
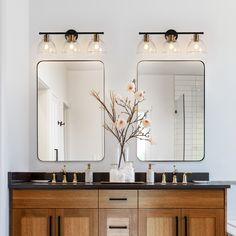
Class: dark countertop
8,172,231,190
9,181,230,190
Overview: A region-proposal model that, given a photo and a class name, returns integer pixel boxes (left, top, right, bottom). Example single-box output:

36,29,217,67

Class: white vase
123,161,135,182
109,164,125,182
116,144,130,167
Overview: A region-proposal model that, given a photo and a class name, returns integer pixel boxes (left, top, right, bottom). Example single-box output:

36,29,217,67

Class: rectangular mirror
137,60,205,161
37,60,104,161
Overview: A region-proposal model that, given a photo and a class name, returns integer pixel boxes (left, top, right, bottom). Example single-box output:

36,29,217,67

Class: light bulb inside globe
88,34,106,54
187,34,207,53
63,33,80,54
137,34,157,54
38,34,57,55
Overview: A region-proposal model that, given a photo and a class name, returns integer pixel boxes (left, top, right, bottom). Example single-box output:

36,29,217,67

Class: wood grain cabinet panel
182,209,225,236
13,190,98,209
139,189,225,209
99,190,137,209
12,209,55,236
56,209,98,236
99,209,137,236
139,209,181,236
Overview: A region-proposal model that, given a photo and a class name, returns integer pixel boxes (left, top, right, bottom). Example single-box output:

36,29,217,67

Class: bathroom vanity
9,172,230,236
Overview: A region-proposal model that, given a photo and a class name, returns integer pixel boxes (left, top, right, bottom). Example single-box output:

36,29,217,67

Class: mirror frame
36,60,105,162
136,60,205,162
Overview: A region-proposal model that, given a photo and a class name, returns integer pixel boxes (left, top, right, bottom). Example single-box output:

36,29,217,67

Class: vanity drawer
13,190,98,209
99,190,137,208
139,189,225,209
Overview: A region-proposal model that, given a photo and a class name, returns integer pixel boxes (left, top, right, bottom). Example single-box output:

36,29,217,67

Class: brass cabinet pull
176,216,179,236
109,198,127,201
184,216,188,236
109,226,128,229
49,216,52,236
58,216,61,236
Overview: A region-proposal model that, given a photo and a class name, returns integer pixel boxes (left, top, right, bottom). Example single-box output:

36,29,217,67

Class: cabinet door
182,209,225,236
12,209,55,236
56,209,98,236
99,209,137,236
139,209,181,236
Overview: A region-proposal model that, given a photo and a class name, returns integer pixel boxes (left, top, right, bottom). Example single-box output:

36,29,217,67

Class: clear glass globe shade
63,41,80,54
88,40,106,54
187,39,207,53
137,39,157,54
162,41,181,54
38,39,56,55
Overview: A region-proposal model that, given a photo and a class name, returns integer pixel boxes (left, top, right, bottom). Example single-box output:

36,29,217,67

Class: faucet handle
161,173,167,185
73,172,78,184
182,172,192,185
52,173,57,183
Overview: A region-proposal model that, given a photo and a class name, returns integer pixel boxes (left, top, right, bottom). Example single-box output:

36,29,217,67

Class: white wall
38,63,68,103
1,0,236,234
0,0,29,234
138,74,175,160
66,69,104,161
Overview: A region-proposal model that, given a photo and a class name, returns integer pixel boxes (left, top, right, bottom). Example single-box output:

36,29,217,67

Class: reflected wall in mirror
137,60,205,161
37,61,104,161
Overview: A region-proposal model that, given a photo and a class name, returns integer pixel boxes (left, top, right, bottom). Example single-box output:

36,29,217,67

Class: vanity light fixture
38,34,56,54
88,34,106,54
162,29,181,54
187,33,207,53
63,29,80,54
138,29,205,54
137,34,157,54
38,29,105,55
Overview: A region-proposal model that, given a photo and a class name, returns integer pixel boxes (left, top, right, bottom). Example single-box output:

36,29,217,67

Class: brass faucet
62,165,67,183
182,173,191,185
172,165,178,184
73,172,78,184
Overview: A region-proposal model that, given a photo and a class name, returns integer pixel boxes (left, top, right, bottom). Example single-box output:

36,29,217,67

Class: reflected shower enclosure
137,61,205,161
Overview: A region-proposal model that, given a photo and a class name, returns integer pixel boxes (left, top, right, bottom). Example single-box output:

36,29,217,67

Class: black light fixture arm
39,31,104,35
139,31,204,35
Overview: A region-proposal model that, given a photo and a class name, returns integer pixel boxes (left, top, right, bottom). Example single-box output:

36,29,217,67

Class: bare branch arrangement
91,79,151,168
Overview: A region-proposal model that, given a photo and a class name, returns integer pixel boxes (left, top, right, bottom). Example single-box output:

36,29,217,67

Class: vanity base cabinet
12,208,98,236
139,209,224,236
12,209,55,236
11,189,227,236
139,190,226,236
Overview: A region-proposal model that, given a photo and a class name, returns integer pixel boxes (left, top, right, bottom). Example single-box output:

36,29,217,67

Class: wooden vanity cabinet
12,190,98,236
11,188,227,236
139,190,226,236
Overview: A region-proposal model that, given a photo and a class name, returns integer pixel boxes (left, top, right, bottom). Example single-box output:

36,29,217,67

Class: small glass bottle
85,164,93,183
